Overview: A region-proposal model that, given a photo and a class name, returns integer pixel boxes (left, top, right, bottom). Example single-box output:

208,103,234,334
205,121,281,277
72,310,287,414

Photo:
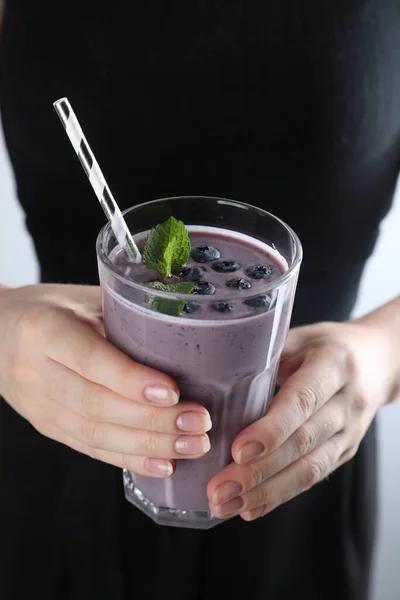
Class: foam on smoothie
110,226,288,321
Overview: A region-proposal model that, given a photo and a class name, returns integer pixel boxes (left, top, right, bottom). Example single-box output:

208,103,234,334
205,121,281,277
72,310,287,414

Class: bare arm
355,294,400,402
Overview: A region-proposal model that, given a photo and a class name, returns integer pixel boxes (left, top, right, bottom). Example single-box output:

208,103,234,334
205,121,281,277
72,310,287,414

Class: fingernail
212,481,243,506
144,384,179,406
236,442,265,465
218,496,244,517
145,458,174,477
241,506,264,521
175,434,210,455
176,411,212,433
241,510,256,521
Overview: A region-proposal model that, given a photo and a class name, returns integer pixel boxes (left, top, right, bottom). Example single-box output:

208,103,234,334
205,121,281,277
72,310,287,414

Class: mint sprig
146,281,196,316
142,216,191,278
142,217,194,315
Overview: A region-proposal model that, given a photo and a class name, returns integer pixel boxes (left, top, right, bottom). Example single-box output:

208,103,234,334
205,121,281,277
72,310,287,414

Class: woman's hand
0,284,211,477
208,316,400,521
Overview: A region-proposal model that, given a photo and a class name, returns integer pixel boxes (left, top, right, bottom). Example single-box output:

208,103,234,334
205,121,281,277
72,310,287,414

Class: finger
209,394,347,506
50,362,212,434
233,345,349,464
51,405,211,459
44,424,176,478
211,435,343,519
276,351,306,386
280,323,329,359
43,307,180,404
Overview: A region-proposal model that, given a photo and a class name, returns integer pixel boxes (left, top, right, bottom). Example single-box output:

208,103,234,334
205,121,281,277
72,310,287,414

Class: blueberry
244,295,272,308
225,277,252,290
183,301,201,314
212,301,234,313
194,282,216,295
212,260,241,273
191,245,221,263
245,265,274,279
180,266,206,282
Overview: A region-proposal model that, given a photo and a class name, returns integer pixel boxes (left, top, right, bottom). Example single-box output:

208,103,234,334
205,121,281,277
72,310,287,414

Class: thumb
280,324,322,359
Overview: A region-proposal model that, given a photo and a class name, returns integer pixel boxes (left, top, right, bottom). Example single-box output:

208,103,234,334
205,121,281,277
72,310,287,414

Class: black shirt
1,1,400,598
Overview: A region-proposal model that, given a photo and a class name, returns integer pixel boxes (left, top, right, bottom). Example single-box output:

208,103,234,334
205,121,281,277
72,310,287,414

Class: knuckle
10,355,35,388
295,387,319,419
254,485,269,508
142,433,159,456
295,424,317,456
303,455,325,488
323,420,336,437
249,462,267,488
341,443,359,463
340,345,358,379
353,392,369,413
14,304,45,341
120,453,134,470
81,388,105,420
268,418,288,449
80,418,101,447
141,406,160,431
325,339,357,381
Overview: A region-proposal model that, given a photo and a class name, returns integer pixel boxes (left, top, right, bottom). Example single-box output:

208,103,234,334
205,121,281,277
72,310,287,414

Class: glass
96,196,302,529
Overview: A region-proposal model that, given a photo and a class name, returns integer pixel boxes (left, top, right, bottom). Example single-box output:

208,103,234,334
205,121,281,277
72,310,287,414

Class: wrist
354,297,400,405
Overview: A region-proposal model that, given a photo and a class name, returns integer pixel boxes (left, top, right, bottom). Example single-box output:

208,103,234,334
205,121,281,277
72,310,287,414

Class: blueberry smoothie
102,226,295,521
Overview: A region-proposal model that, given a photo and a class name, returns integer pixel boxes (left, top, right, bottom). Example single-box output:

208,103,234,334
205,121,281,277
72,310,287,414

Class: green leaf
147,281,196,294
146,280,196,316
142,217,191,277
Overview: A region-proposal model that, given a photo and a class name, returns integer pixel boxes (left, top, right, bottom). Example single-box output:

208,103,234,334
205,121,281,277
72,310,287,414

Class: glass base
123,470,223,529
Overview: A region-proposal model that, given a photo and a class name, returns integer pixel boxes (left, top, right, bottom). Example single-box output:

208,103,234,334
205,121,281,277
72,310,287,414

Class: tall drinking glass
96,196,302,529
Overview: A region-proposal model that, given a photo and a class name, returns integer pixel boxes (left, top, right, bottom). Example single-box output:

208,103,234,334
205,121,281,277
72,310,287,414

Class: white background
0,119,399,599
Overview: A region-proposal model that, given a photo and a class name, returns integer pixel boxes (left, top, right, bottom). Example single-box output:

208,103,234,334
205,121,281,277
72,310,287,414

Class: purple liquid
103,228,292,512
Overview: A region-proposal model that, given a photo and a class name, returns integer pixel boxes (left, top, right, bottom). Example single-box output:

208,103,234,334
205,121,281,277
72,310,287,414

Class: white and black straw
53,97,141,262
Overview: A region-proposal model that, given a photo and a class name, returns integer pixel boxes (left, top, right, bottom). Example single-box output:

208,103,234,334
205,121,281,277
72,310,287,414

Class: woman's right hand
0,284,211,477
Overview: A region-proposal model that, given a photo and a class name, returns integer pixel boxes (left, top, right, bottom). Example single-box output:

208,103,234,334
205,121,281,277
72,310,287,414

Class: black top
1,1,400,599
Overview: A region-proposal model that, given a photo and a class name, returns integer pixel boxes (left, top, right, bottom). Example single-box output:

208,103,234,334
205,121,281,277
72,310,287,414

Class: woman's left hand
208,318,399,522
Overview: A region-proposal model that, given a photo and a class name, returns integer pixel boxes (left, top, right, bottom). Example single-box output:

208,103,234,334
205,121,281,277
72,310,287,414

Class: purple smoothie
102,227,294,513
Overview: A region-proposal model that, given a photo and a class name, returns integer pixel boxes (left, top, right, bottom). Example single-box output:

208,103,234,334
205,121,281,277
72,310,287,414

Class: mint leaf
147,281,196,294
169,221,191,275
146,281,196,316
142,217,191,277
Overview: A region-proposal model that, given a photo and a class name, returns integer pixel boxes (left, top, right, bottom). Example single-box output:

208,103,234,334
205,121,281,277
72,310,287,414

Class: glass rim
96,195,303,301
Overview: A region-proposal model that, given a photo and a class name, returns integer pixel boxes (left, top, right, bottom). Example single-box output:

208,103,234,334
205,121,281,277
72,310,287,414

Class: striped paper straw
53,97,141,262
